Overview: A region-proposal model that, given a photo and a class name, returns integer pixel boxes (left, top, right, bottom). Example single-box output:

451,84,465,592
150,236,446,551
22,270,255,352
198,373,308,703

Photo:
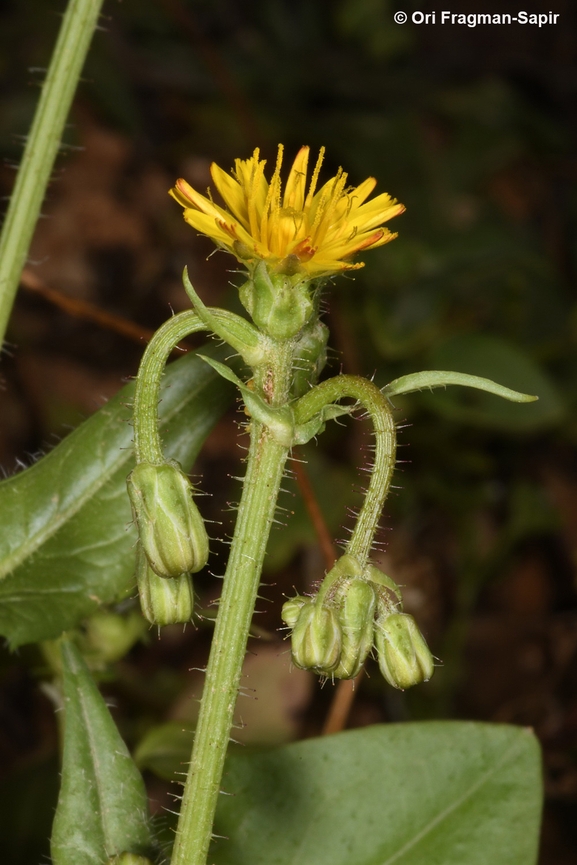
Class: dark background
0,1,576,862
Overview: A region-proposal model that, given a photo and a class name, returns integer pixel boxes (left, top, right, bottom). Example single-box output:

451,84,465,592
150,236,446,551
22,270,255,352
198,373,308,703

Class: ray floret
170,146,405,277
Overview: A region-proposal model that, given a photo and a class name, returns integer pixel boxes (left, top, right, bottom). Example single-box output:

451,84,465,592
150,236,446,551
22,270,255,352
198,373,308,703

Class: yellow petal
214,216,259,250
304,147,325,210
260,145,284,247
233,148,266,193
310,170,348,247
171,179,227,221
169,184,194,209
321,228,394,259
210,163,251,227
181,209,235,248
246,159,268,238
353,194,405,230
283,146,309,211
303,257,361,276
170,145,403,276
347,177,377,209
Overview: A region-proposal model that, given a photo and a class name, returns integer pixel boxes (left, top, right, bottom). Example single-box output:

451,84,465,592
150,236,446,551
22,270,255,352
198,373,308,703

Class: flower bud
291,603,342,674
136,545,194,625
333,579,376,679
127,461,209,578
238,261,314,340
291,320,329,396
281,595,311,629
375,613,434,690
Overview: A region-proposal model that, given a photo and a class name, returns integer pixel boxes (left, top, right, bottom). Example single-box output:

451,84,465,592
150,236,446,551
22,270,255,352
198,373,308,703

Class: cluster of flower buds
282,554,434,689
127,460,209,626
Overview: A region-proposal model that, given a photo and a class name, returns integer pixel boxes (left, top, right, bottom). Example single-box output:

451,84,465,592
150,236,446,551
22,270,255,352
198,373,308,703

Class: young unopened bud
333,580,376,679
127,461,209,578
281,595,311,629
136,546,194,625
291,320,329,396
375,613,434,690
291,603,342,674
239,261,314,339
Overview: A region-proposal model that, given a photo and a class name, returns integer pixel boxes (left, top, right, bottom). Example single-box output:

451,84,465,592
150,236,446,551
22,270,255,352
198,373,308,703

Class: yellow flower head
170,145,405,278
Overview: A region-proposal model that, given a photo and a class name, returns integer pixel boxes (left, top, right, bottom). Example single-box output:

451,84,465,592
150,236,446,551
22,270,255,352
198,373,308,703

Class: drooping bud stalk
333,579,376,679
127,460,209,578
374,612,434,690
136,545,194,626
364,564,403,605
290,602,342,675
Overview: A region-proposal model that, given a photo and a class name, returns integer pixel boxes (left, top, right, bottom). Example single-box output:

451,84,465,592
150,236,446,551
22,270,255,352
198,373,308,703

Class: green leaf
51,640,153,865
198,353,295,446
423,334,563,431
212,722,542,865
0,348,232,647
383,369,537,403
134,721,195,781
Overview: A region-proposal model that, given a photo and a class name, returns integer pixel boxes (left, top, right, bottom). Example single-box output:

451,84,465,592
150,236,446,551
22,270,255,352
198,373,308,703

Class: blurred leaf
51,640,153,864
79,609,148,667
366,282,443,360
212,723,542,865
423,333,563,431
0,347,233,647
134,721,194,781
229,645,312,745
504,481,560,545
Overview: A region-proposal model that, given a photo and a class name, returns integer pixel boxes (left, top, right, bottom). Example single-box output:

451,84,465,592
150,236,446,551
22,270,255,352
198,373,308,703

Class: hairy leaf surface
0,348,232,646
51,640,153,864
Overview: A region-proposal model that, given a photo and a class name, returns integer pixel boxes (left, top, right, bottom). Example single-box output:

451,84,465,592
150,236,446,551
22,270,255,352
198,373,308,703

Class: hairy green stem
294,375,396,564
170,421,289,865
133,311,203,464
0,0,104,348
133,308,253,464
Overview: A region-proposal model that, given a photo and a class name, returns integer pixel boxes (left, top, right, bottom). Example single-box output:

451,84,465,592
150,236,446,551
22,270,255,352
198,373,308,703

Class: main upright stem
170,420,289,865
0,0,104,347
